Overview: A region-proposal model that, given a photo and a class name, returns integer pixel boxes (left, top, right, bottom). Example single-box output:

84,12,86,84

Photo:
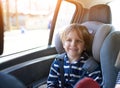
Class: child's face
63,30,85,60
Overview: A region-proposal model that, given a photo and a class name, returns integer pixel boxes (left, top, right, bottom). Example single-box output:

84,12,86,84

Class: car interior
0,0,120,88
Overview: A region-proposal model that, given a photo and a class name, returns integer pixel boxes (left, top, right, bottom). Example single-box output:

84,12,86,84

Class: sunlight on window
52,1,76,45
109,0,120,31
1,0,57,56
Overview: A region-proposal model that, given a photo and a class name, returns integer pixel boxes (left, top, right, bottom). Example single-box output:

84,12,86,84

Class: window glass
108,0,120,31
1,0,57,56
52,1,76,45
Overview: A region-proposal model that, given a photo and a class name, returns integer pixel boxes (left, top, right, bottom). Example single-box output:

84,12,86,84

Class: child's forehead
66,29,83,39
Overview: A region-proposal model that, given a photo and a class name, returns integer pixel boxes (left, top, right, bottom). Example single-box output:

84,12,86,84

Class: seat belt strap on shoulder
82,57,99,73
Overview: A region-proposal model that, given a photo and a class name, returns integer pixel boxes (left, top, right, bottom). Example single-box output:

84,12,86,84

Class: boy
47,23,101,88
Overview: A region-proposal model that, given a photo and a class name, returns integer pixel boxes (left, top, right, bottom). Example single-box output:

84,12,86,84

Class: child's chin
68,52,79,57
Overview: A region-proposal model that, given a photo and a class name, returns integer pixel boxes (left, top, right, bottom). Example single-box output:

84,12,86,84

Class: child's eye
76,40,84,43
66,39,72,42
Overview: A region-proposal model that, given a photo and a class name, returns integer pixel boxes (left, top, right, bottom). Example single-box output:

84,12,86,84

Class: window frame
0,0,4,55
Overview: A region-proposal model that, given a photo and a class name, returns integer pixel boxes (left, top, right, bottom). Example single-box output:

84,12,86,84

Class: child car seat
100,31,120,88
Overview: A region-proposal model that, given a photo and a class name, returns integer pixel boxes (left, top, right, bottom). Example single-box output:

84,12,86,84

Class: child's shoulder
56,53,66,61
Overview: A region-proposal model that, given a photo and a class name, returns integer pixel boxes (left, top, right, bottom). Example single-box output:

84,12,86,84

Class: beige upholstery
88,4,111,24
81,4,111,34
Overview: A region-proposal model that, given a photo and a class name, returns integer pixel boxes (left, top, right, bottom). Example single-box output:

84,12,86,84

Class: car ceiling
76,0,113,8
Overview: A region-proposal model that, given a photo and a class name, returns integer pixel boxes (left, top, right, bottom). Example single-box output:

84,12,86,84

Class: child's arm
47,59,60,88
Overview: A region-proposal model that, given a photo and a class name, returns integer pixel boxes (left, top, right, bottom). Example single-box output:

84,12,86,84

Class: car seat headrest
81,21,104,34
89,4,111,24
54,32,65,54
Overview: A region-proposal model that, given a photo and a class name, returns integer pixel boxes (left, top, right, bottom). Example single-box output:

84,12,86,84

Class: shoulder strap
82,57,99,73
81,52,99,73
56,53,65,88
79,56,99,80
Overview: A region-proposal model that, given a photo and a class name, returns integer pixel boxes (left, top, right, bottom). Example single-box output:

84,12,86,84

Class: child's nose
71,41,76,46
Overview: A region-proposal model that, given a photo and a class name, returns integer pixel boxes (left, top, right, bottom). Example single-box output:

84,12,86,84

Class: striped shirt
116,71,120,84
47,53,102,88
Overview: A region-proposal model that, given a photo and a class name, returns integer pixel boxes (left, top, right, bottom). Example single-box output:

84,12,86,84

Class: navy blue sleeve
47,59,60,88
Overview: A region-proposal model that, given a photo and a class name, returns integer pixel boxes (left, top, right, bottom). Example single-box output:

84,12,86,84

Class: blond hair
60,23,93,53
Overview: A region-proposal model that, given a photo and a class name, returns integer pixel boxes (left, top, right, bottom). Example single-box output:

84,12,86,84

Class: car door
0,0,83,87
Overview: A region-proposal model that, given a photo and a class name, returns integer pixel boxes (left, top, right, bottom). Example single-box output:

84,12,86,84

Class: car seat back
100,31,120,88
81,4,111,34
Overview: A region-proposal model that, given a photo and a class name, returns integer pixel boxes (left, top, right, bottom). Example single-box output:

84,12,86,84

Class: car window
1,0,57,56
52,0,76,45
108,0,120,31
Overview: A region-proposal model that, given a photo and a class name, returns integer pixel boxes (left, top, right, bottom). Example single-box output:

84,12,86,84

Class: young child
47,23,102,88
